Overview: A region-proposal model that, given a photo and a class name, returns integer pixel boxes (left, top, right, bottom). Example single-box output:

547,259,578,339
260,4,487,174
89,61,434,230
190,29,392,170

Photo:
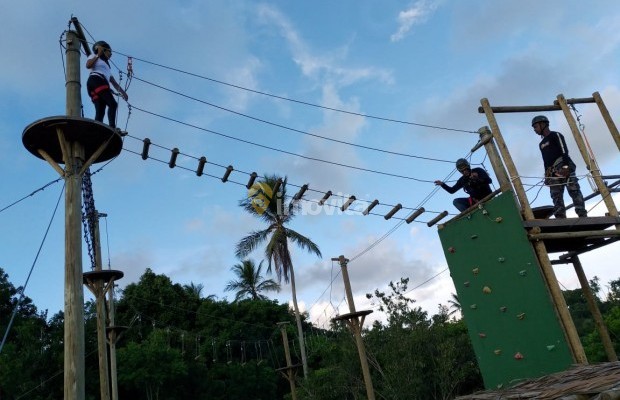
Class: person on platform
531,115,587,218
435,158,493,212
85,40,128,129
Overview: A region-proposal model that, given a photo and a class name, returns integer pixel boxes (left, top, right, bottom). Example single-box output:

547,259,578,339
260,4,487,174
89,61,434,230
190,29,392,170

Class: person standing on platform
531,115,587,218
85,40,128,129
435,158,493,212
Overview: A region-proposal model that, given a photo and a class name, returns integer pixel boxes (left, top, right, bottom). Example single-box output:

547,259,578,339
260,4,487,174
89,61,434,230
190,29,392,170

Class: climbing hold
483,286,492,294
500,306,507,312
496,383,503,389
482,209,489,215
517,313,526,320
495,217,503,223
494,349,502,355
464,281,470,287
471,234,478,239
472,268,479,275
448,247,456,253
546,345,556,351
519,270,527,276
514,352,524,360
470,304,477,310
498,257,505,263
478,333,486,338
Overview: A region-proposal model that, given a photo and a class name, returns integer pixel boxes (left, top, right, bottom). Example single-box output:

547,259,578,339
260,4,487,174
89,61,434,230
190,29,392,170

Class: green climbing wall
438,191,573,389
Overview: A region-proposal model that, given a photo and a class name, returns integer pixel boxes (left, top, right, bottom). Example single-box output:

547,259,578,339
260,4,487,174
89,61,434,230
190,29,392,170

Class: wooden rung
363,200,379,215
406,207,425,224
427,211,448,227
222,165,233,182
341,196,356,211
168,148,179,168
318,190,332,205
141,138,151,160
196,156,206,176
384,203,402,220
246,172,257,189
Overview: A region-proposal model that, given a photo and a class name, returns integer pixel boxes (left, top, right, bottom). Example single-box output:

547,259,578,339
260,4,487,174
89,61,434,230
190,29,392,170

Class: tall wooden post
593,91,620,152
108,284,120,400
332,256,376,400
64,30,86,400
93,214,110,400
277,322,298,400
480,99,532,218
476,126,511,192
570,256,617,361
557,94,619,222
23,24,124,400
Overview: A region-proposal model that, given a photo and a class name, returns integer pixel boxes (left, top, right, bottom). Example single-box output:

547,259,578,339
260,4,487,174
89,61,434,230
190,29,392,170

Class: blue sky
2,1,620,329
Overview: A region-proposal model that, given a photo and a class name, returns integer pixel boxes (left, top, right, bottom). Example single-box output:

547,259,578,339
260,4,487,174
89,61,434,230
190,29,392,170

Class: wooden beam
37,149,65,177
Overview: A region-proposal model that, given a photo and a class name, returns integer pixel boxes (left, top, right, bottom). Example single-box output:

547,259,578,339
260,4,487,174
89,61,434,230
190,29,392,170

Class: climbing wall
438,191,573,389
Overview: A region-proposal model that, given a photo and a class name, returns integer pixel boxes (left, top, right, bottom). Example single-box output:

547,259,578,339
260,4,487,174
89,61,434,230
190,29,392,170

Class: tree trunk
289,264,309,378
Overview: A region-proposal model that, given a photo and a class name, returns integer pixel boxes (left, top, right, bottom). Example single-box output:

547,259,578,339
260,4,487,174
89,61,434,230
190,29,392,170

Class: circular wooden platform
106,326,129,337
22,116,123,164
83,269,124,284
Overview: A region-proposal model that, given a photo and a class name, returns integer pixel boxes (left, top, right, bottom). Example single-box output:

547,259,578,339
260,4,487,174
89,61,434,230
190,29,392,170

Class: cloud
390,0,443,42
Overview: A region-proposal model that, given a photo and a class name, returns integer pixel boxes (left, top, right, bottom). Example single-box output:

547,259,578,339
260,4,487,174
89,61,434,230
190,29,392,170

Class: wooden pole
334,256,376,400
108,284,120,400
477,126,511,192
557,94,619,223
277,322,298,400
64,30,86,400
480,98,587,364
480,99,532,217
570,256,617,361
93,215,111,400
592,92,620,152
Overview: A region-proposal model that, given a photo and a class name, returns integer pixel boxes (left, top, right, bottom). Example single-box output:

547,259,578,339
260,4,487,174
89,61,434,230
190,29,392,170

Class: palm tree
183,282,204,300
224,259,281,301
448,293,461,317
236,174,322,379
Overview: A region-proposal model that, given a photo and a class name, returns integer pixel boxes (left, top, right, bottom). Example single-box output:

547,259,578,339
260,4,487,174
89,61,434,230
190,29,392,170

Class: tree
225,259,281,302
236,175,322,378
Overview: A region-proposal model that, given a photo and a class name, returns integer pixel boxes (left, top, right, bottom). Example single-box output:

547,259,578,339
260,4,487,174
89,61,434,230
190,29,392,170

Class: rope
0,183,65,354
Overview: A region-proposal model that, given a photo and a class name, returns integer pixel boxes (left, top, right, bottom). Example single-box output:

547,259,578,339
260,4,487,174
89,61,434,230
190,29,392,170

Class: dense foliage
0,267,619,399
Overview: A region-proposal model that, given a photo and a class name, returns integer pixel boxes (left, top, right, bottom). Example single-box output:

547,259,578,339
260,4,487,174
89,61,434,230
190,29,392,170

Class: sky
1,1,620,332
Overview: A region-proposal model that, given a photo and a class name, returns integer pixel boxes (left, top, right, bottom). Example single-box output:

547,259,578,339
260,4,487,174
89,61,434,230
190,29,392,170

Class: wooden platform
523,216,620,254
22,116,123,164
82,269,124,284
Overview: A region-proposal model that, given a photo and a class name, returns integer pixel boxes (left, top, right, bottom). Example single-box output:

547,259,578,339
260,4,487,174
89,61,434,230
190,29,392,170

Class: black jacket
440,167,492,200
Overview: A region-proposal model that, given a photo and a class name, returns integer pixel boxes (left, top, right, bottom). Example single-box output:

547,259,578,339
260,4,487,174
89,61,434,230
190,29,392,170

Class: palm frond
235,228,272,259
286,228,322,258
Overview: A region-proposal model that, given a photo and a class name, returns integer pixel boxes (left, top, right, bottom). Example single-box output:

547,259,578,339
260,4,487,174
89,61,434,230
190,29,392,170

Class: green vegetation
2,265,618,399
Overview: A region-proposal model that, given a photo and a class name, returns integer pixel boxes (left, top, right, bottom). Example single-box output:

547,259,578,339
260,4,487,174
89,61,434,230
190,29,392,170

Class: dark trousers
87,75,118,128
453,197,474,212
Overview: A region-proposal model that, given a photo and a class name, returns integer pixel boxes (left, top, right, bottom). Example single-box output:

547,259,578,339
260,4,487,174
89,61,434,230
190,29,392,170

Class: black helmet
92,40,111,54
455,158,470,171
531,115,549,126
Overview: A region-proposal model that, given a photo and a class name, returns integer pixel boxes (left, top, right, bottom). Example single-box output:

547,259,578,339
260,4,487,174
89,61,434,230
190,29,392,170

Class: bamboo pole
570,256,617,361
557,94,619,224
528,229,620,240
479,98,531,217
476,127,511,192
592,92,620,152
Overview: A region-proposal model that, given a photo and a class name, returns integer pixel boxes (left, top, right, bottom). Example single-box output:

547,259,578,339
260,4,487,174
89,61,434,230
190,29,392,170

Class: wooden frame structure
477,93,620,364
